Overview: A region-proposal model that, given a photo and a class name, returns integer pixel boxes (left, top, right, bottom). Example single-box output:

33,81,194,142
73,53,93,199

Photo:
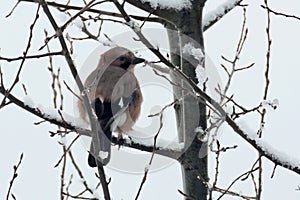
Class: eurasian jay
78,47,144,167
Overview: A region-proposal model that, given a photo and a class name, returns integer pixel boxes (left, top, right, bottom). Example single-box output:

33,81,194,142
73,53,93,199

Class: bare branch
216,166,259,200
63,80,82,100
5,1,20,18
0,51,63,62
178,189,195,200
1,4,40,107
209,141,221,200
270,164,277,179
261,5,300,21
20,0,164,23
55,135,80,168
60,0,96,32
68,150,94,195
46,33,59,109
135,100,176,199
216,92,261,118
21,84,28,95
257,1,273,197
262,0,272,104
221,7,249,101
214,187,256,200
6,153,24,200
234,62,255,72
60,145,67,200
0,66,4,87
139,9,154,29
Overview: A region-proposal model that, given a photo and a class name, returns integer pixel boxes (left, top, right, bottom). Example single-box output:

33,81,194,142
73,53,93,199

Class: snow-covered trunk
169,1,208,199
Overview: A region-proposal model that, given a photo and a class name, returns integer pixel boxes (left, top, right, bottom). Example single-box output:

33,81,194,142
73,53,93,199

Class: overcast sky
1,0,300,199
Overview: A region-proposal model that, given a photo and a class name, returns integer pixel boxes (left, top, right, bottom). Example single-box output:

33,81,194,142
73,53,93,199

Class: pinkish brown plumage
78,46,144,167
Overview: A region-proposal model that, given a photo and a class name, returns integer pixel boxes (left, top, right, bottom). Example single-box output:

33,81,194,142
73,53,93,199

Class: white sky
1,0,300,199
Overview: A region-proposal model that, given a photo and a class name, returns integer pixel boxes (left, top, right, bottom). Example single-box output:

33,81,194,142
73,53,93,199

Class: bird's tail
88,120,112,167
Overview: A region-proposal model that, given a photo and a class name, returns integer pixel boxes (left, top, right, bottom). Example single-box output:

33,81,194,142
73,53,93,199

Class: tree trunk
128,0,207,198
169,1,208,199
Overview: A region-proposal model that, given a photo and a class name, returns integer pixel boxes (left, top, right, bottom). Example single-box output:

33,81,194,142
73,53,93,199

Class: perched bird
78,46,144,167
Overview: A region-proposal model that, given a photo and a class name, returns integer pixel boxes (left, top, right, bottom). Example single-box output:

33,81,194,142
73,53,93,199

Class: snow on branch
23,96,89,129
227,118,300,175
0,86,90,135
127,132,184,152
203,0,243,31
140,0,192,10
238,120,300,170
0,86,182,159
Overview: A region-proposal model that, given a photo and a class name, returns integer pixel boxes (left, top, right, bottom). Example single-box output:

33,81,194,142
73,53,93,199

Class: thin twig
19,0,165,23
60,145,67,200
56,68,64,110
46,32,58,109
216,167,259,200
22,84,28,95
1,4,40,107
214,187,256,200
178,189,195,200
55,135,80,168
270,164,277,178
68,150,94,195
0,51,63,62
60,0,96,32
217,91,261,118
262,0,272,104
134,100,175,199
257,1,272,198
209,140,221,200
221,7,249,102
62,192,98,200
0,66,4,87
135,99,179,199
261,5,300,21
6,153,24,200
63,80,82,100
139,9,154,29
5,1,20,18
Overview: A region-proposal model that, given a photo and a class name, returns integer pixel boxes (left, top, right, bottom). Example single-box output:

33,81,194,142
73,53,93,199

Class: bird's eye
119,56,126,61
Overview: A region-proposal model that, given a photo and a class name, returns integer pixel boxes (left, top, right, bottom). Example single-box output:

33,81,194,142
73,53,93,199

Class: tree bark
166,1,208,199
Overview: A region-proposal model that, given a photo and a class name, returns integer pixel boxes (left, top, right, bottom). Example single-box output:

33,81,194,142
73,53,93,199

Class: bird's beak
131,57,145,64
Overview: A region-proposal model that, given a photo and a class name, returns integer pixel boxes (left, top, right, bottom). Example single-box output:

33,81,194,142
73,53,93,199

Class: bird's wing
100,67,138,101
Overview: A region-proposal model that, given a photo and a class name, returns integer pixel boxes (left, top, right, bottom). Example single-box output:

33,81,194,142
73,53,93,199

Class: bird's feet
116,133,125,149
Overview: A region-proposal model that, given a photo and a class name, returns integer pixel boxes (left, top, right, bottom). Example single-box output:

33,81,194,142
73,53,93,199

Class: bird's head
98,46,145,70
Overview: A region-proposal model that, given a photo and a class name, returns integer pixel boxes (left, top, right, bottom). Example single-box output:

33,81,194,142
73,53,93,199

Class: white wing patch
118,98,124,108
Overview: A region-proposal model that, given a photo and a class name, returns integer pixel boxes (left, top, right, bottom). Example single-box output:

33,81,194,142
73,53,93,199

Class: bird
78,46,144,167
